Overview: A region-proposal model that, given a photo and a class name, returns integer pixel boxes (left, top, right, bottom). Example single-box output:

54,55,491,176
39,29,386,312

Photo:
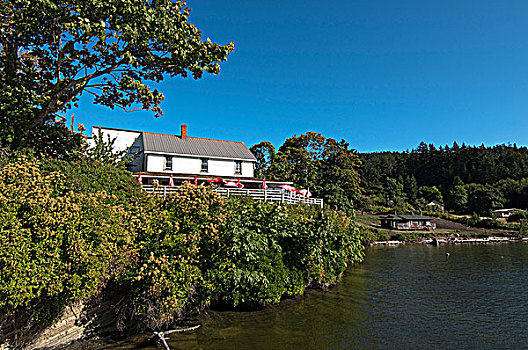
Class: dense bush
119,184,227,329
0,156,364,331
0,155,145,324
507,210,528,223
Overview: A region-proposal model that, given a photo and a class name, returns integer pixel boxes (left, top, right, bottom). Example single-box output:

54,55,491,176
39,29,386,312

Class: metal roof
381,214,403,220
141,132,257,161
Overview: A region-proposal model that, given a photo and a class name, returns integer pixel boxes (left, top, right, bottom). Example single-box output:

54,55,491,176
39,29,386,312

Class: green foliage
392,231,434,242
446,176,468,213
20,120,86,159
0,155,142,323
86,127,131,166
249,141,276,178
0,0,234,148
404,175,418,204
358,226,390,243
447,213,517,231
119,184,226,328
384,177,405,206
358,142,528,214
507,210,527,223
0,158,364,331
39,156,144,202
208,198,364,308
252,132,362,213
519,220,528,236
465,183,504,215
209,198,289,308
417,185,443,203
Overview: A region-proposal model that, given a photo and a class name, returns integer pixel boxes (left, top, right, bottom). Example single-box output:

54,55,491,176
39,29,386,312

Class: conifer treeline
358,142,528,214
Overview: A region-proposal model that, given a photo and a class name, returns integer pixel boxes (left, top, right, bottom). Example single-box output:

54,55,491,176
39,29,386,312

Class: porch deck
141,185,323,208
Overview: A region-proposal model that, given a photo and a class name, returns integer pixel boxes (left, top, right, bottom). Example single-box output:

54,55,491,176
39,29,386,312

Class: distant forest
359,141,528,215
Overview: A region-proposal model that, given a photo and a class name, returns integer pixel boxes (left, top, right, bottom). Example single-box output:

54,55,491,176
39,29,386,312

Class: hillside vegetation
359,142,528,215
0,154,364,333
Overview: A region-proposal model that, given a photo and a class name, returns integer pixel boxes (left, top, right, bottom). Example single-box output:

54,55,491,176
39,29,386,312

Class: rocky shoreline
369,236,528,246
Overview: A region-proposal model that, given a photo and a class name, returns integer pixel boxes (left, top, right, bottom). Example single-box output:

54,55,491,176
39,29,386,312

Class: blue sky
75,0,528,152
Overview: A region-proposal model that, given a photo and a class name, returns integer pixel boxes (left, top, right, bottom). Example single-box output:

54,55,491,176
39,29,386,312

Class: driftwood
154,331,170,350
154,325,201,350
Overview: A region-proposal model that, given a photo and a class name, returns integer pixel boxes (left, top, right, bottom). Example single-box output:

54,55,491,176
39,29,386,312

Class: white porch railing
141,185,323,208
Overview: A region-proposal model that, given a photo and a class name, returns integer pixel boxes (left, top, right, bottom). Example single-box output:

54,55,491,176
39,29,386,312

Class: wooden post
264,189,267,202
163,186,167,197
281,191,284,203
227,188,230,198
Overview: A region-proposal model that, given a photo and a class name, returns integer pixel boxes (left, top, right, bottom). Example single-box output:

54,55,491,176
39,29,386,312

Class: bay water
122,243,528,349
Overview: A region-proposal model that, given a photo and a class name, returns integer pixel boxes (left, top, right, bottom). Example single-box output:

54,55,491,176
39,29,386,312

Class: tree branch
28,58,127,131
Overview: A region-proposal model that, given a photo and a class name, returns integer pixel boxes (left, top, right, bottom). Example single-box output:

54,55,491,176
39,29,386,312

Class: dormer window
201,158,209,172
164,156,172,170
235,161,242,175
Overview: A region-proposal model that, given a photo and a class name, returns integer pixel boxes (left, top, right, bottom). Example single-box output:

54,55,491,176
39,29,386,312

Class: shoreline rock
423,236,528,245
368,236,528,246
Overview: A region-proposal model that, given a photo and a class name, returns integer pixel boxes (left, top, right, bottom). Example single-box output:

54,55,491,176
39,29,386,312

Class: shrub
208,198,290,308
0,155,142,324
0,155,365,331
507,210,528,223
119,184,226,328
208,198,364,309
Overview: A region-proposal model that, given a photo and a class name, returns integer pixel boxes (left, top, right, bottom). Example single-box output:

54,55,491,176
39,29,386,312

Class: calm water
121,243,528,349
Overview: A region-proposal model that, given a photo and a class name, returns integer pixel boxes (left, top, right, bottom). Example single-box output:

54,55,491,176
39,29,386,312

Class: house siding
146,154,255,177
90,127,141,153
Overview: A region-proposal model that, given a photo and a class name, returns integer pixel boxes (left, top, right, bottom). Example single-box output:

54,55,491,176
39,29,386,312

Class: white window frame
164,155,172,170
201,158,209,172
235,160,242,175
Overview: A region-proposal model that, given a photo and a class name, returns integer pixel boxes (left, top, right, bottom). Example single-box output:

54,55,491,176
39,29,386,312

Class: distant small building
426,200,445,212
492,208,519,218
380,213,435,230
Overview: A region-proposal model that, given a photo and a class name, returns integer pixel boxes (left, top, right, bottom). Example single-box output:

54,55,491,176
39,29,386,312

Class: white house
91,125,256,179
90,125,323,207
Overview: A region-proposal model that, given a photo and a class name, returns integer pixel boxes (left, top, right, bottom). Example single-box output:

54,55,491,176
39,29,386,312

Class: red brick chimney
181,124,187,139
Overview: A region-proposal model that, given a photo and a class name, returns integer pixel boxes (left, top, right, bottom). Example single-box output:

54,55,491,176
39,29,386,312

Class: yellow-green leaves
0,155,364,331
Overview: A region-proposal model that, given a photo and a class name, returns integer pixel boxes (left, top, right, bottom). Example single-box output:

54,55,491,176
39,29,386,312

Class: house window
164,156,172,170
235,161,242,174
201,158,208,172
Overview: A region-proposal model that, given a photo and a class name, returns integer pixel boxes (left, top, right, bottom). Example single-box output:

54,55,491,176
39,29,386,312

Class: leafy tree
384,177,405,207
446,176,468,212
0,0,234,148
21,119,86,159
358,141,528,214
271,132,325,188
250,141,276,178
86,127,130,166
263,132,361,212
417,185,443,203
404,175,418,204
466,183,505,215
